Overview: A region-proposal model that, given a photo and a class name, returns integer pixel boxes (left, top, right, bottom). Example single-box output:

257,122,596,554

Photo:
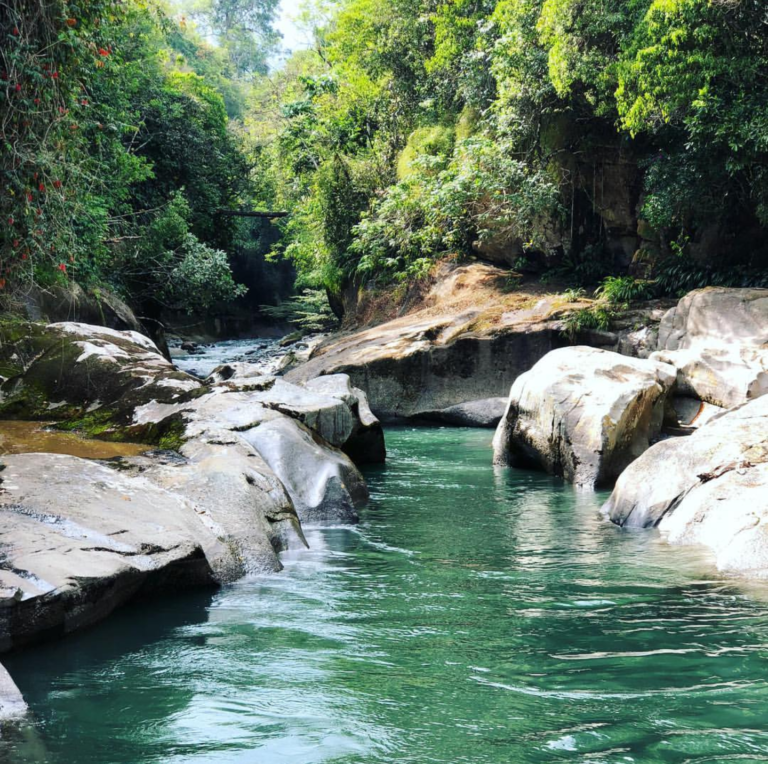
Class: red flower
0,279,6,290
12,240,19,248
12,27,19,35
38,183,45,192
14,83,21,92
34,98,40,105
66,18,77,27
21,253,27,261
53,180,62,189
7,217,13,225
26,193,33,202
98,48,110,57
51,71,59,79
58,263,67,272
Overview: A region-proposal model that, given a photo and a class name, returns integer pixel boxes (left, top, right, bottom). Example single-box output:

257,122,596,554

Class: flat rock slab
0,453,218,651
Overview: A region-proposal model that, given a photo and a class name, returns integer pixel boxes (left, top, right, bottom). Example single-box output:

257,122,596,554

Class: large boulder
651,288,768,409
0,322,200,424
493,347,676,488
604,395,768,578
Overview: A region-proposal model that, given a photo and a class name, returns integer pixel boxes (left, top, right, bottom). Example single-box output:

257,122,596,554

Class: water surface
6,427,768,763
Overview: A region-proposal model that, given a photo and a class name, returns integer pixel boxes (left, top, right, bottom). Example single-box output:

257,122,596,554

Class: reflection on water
0,421,150,459
6,427,768,763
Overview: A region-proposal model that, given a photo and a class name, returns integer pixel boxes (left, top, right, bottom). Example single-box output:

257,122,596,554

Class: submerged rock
651,287,768,409
493,347,676,488
604,395,768,578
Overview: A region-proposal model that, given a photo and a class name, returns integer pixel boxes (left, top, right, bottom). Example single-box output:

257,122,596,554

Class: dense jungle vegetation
3,0,768,326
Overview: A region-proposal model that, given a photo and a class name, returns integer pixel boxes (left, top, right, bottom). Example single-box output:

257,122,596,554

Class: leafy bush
595,276,654,304
261,289,340,333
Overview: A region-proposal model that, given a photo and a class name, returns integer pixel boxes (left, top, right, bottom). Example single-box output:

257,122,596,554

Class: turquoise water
6,427,768,763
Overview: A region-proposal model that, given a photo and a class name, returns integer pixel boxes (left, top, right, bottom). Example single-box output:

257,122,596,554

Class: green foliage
0,0,274,315
261,289,340,333
562,304,614,339
595,275,654,304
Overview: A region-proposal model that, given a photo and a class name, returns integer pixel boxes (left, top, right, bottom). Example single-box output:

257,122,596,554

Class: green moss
56,409,121,437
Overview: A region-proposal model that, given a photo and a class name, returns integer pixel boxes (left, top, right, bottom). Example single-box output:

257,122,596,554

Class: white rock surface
493,347,676,488
604,395,768,578
652,288,768,408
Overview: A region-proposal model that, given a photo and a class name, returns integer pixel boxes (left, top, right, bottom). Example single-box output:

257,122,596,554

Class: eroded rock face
651,288,768,409
493,347,676,488
242,417,368,524
603,395,768,578
417,398,508,428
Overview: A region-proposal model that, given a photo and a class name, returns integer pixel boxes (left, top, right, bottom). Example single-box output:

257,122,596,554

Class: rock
603,395,768,578
180,341,199,352
417,397,509,428
133,434,304,580
669,396,724,431
0,662,27,721
0,323,201,426
651,288,768,408
241,417,368,524
303,374,386,463
202,368,385,464
21,283,142,334
0,454,219,651
285,282,564,421
493,347,676,488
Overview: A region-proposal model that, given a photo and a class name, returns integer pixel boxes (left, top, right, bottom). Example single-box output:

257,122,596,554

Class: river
5,427,768,763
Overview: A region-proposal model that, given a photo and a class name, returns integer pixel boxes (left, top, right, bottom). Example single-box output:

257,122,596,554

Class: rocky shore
0,320,385,716
1,278,767,720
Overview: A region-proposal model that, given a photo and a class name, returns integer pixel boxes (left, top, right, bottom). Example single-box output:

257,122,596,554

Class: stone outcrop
0,322,384,654
604,395,768,578
651,288,768,409
0,322,200,424
242,417,368,524
493,347,676,488
286,265,575,421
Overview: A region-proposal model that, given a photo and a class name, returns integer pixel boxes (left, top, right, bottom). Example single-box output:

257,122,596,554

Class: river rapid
6,427,768,763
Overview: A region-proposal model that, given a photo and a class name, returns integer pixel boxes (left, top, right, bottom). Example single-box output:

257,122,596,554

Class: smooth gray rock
0,322,201,422
0,662,27,720
493,347,676,488
603,395,768,578
418,398,509,427
242,417,368,524
0,454,218,651
652,288,768,408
